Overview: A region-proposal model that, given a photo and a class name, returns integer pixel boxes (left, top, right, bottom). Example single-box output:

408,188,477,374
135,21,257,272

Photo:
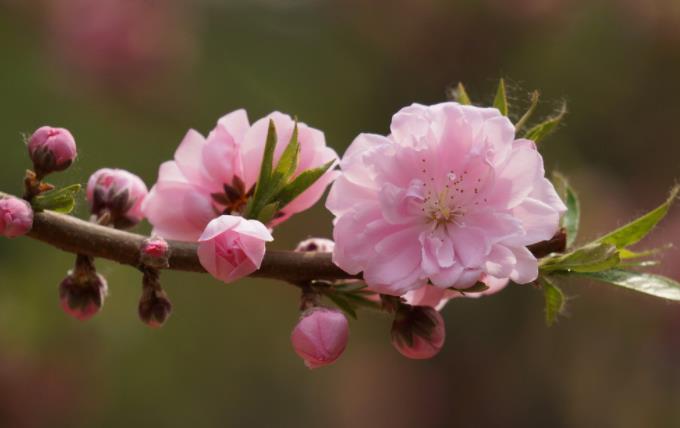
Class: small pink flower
87,168,148,228
391,305,445,360
295,237,335,253
0,196,34,238
143,110,339,241
59,272,108,321
27,126,77,175
197,215,273,283
291,307,349,369
327,102,566,296
140,236,170,269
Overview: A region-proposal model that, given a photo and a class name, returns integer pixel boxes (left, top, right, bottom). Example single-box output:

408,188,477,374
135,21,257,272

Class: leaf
333,282,367,293
541,242,620,273
577,269,680,301
597,185,679,249
31,184,81,214
271,122,300,189
541,276,565,327
524,101,567,143
247,120,278,217
493,78,508,116
553,172,580,248
515,90,540,132
326,292,358,319
275,160,335,208
453,82,472,105
619,245,671,260
449,281,489,293
256,201,279,224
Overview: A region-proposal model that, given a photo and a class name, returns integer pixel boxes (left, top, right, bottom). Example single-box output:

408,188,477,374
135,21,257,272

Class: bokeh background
1,0,680,427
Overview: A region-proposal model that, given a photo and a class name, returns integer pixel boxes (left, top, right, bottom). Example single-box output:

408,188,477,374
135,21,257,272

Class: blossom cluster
4,95,572,369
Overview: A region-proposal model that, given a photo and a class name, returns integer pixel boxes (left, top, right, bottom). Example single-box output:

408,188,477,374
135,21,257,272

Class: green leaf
256,201,279,224
553,172,580,248
619,246,670,260
326,292,358,319
493,78,508,116
453,82,472,105
515,90,540,132
541,276,565,327
31,184,81,214
541,242,620,273
596,185,679,249
333,282,367,293
271,122,300,187
449,281,489,293
247,120,278,218
577,269,680,301
524,102,567,143
275,160,335,208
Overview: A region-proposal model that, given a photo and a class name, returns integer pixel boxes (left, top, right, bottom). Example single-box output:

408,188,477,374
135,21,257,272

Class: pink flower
0,196,34,238
87,168,148,228
391,305,445,360
291,307,349,369
142,110,339,241
27,126,77,176
327,102,566,296
197,215,273,283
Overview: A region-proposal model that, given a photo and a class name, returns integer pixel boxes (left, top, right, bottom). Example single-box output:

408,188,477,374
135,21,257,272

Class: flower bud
197,215,273,284
138,284,172,328
0,196,33,238
87,168,148,228
140,236,170,269
291,307,349,369
391,305,446,360
27,126,77,176
295,237,335,253
59,271,108,321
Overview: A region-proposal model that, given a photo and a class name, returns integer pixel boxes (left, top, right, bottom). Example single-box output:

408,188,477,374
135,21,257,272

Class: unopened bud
291,307,348,369
391,305,445,360
59,271,108,321
138,285,172,328
140,236,170,269
0,196,33,238
295,237,335,253
27,126,77,176
87,168,148,228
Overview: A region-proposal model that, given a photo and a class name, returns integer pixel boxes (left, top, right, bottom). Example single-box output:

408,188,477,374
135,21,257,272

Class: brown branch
2,190,563,285
3,200,355,283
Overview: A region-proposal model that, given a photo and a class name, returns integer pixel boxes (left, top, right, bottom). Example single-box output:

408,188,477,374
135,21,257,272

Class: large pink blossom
143,110,339,241
327,102,566,296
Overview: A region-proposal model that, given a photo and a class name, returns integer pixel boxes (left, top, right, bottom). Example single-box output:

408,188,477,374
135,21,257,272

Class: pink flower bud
138,286,172,328
291,307,349,369
140,236,170,269
197,215,273,283
59,272,108,321
87,168,148,228
295,237,335,253
0,196,34,238
391,305,446,360
27,126,77,176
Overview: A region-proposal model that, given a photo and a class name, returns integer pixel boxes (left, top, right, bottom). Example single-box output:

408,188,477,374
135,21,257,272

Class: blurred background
1,0,679,426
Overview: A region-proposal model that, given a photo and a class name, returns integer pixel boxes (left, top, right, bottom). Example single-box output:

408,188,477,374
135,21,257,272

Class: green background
1,1,679,427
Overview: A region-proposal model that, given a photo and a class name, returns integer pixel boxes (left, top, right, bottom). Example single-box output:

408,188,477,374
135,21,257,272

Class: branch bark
19,202,356,283
2,191,564,284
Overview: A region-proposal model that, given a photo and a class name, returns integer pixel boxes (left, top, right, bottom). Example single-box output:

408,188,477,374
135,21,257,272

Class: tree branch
2,190,564,285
